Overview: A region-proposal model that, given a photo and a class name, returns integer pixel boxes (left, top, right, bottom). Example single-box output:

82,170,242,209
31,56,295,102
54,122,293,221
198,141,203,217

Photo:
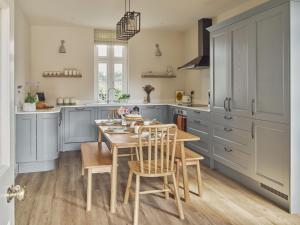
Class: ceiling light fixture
116,0,140,40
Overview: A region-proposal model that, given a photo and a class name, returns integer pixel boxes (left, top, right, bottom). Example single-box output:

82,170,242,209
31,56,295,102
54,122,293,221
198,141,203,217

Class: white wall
29,26,185,104
128,29,185,103
15,2,30,106
30,25,94,105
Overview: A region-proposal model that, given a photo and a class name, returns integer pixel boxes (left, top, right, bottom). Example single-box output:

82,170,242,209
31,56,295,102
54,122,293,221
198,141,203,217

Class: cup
134,125,140,134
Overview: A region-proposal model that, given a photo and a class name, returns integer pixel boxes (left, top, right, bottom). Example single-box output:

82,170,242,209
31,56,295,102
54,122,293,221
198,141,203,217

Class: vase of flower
143,85,155,103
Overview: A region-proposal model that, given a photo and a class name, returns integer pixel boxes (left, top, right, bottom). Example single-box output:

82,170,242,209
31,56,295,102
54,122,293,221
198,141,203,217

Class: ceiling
17,0,249,31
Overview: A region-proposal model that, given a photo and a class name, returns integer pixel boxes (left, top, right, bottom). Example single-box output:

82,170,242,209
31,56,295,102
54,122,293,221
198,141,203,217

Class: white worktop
15,102,210,114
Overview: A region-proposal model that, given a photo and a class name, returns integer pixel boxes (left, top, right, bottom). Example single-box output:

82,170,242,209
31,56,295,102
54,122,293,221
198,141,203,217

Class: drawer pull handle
224,115,233,120
194,120,201,124
193,111,201,114
251,99,255,116
75,107,86,111
224,147,233,152
228,97,232,112
224,127,232,132
224,97,229,112
251,121,254,139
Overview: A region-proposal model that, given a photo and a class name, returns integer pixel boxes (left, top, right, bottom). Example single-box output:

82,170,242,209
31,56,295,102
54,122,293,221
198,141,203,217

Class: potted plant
23,82,39,112
117,93,130,103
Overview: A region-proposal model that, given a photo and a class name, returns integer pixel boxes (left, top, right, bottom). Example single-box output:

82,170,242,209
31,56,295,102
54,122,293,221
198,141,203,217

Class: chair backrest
138,124,178,175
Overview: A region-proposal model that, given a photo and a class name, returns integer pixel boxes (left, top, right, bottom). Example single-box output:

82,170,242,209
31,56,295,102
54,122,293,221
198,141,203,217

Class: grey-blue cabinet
16,114,37,163
64,107,97,143
140,105,168,123
16,113,59,173
37,114,59,161
97,106,119,119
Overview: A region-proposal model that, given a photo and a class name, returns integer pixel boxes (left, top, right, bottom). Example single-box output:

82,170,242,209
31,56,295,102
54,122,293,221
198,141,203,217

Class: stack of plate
125,114,143,121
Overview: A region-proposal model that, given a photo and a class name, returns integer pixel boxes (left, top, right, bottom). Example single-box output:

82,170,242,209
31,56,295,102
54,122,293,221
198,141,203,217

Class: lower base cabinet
16,113,59,173
253,120,289,195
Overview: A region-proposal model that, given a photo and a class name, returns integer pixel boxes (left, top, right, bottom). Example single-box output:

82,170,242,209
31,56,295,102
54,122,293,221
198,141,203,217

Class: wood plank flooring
16,151,300,225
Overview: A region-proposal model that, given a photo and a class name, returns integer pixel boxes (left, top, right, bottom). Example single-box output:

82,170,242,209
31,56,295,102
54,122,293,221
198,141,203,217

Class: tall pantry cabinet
208,0,300,213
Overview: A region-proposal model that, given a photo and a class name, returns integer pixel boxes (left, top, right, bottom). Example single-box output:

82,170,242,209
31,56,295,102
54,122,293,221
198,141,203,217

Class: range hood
178,18,212,70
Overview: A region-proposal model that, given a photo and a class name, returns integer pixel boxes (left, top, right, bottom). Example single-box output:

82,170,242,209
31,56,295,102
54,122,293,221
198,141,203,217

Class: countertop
15,103,210,114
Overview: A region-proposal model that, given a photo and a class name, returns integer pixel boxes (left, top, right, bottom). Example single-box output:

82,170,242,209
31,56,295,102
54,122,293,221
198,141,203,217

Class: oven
173,108,187,131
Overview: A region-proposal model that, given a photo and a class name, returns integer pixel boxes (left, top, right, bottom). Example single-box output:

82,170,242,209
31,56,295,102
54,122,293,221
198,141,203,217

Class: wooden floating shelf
42,74,82,78
141,74,176,78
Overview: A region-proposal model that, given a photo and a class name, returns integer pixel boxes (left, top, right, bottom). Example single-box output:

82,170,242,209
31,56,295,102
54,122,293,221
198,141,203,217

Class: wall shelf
42,74,82,78
141,73,176,78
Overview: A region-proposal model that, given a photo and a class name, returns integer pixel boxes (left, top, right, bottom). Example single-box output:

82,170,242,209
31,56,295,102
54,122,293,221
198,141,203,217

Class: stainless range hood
178,18,212,70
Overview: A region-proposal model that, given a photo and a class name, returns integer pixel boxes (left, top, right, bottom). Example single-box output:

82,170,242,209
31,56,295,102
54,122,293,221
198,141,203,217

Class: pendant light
116,0,140,40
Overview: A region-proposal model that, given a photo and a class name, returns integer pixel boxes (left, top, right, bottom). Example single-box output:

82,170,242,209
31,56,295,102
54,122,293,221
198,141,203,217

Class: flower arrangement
143,84,155,103
23,82,39,111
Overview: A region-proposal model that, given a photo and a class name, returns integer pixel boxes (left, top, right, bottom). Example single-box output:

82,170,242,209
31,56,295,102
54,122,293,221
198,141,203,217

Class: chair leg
124,170,133,204
135,147,139,161
171,173,184,220
176,161,180,185
164,176,169,199
196,161,203,197
130,148,134,160
133,175,140,225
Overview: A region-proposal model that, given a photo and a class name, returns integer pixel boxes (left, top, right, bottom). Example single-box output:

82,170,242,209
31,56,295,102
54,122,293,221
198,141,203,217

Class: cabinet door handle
224,147,233,152
194,120,201,124
224,127,232,132
75,107,86,111
224,97,229,112
224,115,233,120
59,112,62,126
228,97,232,112
251,99,255,116
251,121,254,139
193,110,201,114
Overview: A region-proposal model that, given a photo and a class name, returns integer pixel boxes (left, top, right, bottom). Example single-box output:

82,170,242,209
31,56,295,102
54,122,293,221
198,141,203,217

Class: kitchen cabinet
252,4,290,124
64,107,97,144
16,114,37,163
97,106,119,119
16,113,59,173
253,120,289,195
37,114,59,161
140,105,168,123
210,29,230,114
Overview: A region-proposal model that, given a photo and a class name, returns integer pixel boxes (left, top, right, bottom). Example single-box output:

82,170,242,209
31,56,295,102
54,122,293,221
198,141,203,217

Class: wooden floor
16,151,300,225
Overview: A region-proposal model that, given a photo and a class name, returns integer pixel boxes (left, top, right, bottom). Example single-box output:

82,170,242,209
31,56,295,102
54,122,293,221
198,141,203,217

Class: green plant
25,93,36,103
117,93,130,100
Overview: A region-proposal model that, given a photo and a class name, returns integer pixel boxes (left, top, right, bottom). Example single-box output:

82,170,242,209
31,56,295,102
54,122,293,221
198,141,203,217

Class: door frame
0,0,15,224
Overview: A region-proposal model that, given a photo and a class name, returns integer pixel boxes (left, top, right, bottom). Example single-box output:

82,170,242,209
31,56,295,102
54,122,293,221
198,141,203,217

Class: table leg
98,127,102,143
180,141,190,202
110,145,118,213
87,169,92,211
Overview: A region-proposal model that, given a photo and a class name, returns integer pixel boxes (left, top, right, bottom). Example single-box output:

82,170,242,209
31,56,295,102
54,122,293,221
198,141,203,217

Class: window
94,44,128,102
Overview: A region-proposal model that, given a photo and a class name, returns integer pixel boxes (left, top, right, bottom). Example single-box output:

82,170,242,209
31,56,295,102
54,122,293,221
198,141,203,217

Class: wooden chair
124,124,184,225
81,142,112,211
175,147,204,197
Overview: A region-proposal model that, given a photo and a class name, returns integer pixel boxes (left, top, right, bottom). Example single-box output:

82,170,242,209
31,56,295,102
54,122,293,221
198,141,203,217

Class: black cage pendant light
116,0,141,40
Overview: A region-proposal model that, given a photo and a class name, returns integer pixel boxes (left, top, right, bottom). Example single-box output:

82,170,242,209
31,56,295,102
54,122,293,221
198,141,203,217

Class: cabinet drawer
187,109,210,121
186,128,210,156
212,124,251,154
187,119,209,133
212,142,251,175
211,112,251,131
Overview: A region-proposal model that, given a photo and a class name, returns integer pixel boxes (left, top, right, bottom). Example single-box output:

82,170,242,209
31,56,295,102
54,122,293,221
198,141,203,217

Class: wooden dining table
97,124,200,213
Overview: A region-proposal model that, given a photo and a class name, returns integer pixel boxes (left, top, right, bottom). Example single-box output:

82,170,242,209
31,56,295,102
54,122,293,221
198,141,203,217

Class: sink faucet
107,88,117,104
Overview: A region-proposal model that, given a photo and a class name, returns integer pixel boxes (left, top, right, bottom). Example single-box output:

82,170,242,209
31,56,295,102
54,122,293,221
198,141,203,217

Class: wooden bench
175,147,204,197
81,142,112,211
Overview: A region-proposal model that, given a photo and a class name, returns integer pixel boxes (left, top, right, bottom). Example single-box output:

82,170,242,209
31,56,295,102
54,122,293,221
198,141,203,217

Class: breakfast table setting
94,106,201,213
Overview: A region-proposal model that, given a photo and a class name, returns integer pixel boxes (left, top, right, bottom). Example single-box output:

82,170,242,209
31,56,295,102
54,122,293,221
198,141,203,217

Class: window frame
94,43,128,101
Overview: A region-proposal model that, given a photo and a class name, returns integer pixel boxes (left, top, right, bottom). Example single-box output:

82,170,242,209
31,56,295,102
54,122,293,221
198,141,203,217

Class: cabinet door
16,114,36,163
228,20,252,117
253,120,289,194
252,4,290,123
37,114,59,161
64,107,96,143
210,29,230,114
140,106,162,122
97,107,119,119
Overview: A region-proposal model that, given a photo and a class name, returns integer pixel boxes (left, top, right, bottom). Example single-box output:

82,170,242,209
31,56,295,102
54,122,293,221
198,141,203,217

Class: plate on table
105,126,131,134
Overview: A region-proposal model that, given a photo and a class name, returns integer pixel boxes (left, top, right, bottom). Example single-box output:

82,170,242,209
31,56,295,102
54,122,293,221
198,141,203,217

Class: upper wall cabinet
252,4,290,124
228,20,252,117
210,29,230,114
